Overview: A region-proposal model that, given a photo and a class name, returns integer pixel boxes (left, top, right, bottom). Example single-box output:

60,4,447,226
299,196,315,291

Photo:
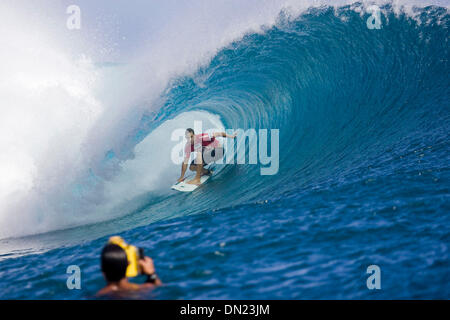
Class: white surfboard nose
171,174,210,192
171,164,214,192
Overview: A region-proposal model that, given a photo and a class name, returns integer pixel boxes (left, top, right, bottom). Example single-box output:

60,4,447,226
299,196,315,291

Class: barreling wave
0,1,448,239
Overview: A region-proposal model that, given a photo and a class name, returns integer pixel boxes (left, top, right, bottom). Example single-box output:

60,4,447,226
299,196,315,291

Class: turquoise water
0,5,449,299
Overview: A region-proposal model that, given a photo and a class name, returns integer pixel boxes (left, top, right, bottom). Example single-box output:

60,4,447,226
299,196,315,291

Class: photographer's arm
139,257,162,287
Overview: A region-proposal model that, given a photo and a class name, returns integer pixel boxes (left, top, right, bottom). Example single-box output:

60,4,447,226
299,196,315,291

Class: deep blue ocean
0,4,449,299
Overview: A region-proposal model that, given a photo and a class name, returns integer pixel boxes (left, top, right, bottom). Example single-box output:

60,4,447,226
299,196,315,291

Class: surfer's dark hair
186,128,194,134
101,244,128,282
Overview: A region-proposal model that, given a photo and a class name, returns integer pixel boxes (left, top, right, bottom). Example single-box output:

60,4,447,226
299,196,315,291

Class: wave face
0,2,448,299
160,6,450,204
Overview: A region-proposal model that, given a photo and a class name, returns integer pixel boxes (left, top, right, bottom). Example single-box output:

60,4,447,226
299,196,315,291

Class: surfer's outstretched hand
177,177,185,183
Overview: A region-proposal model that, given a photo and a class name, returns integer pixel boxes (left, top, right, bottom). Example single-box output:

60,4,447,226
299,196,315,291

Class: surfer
177,128,236,185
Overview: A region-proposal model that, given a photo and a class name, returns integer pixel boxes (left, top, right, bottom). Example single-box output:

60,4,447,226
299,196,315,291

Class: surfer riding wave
177,128,236,185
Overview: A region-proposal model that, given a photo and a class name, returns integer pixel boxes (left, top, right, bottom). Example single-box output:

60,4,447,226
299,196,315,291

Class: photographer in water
97,236,161,296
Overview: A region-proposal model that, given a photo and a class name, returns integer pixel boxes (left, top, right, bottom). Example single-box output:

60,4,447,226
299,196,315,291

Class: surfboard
171,166,214,192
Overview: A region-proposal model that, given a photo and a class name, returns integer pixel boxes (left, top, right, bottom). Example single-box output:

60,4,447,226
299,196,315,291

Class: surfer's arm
213,132,237,139
178,145,192,182
178,162,188,182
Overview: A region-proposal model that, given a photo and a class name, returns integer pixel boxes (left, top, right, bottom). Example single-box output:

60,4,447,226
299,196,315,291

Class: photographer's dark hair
186,128,194,134
101,244,128,282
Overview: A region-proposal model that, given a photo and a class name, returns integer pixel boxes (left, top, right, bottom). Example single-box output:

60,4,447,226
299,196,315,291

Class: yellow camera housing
108,236,141,277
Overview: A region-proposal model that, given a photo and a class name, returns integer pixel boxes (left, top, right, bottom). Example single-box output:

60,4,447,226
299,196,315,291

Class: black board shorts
190,147,218,166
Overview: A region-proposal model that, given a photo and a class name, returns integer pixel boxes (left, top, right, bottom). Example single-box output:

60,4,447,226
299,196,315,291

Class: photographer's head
101,244,128,283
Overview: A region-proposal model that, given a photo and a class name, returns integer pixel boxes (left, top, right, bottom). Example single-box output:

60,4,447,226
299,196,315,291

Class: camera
108,236,145,277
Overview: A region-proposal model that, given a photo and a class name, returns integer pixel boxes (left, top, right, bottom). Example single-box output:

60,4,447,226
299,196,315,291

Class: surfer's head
101,244,129,282
185,128,195,140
